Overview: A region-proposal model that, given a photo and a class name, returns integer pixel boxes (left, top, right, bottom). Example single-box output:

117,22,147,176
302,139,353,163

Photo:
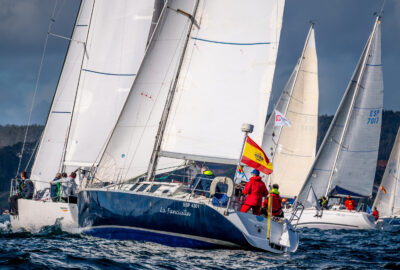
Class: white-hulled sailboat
373,127,400,228
79,0,299,253
10,0,156,231
291,16,383,230
262,24,319,198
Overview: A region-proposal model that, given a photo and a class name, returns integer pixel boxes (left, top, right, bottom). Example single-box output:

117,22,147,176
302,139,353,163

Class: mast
146,2,200,182
325,16,381,196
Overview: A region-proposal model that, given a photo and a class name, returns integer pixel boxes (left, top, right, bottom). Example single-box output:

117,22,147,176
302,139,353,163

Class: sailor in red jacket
372,207,379,221
345,196,356,211
263,184,283,217
240,169,268,216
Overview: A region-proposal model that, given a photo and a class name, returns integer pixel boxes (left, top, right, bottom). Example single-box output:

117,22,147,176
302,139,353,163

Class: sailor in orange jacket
345,196,356,211
372,207,379,221
240,169,268,216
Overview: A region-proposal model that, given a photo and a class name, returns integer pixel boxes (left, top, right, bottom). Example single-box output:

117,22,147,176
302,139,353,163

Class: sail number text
367,109,380,124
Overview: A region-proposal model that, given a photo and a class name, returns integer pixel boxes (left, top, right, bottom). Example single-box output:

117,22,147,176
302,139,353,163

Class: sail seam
191,37,271,46
82,69,136,76
51,111,72,114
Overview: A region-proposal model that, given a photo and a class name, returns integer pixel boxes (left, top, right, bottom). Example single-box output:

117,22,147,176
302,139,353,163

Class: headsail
30,0,94,190
63,0,154,170
262,25,318,197
298,17,383,203
373,127,400,218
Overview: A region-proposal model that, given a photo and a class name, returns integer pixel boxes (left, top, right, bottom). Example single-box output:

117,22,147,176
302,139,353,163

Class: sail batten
298,18,383,203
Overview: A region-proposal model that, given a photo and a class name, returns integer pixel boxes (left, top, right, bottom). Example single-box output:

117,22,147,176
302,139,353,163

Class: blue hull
78,190,251,249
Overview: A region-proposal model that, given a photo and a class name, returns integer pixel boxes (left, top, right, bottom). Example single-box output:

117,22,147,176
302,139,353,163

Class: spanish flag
380,185,387,194
241,136,273,175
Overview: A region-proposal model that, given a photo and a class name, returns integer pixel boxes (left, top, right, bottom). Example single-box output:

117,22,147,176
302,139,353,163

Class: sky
0,0,399,125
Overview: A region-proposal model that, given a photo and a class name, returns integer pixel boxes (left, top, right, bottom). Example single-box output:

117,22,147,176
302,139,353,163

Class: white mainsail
95,0,285,183
373,127,400,218
297,18,383,203
262,25,318,197
63,0,154,170
30,0,94,190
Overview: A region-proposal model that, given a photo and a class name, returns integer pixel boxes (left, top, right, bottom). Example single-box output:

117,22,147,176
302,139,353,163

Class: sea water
0,215,399,269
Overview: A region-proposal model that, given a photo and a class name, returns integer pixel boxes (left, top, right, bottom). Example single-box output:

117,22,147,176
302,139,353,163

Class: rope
15,0,59,177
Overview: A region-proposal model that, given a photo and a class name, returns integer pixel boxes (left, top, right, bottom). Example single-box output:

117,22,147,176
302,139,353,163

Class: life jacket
242,176,268,207
264,189,283,216
345,199,355,210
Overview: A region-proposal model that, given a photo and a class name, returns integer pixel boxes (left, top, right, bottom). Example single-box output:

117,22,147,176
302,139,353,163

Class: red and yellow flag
380,185,387,194
241,136,273,175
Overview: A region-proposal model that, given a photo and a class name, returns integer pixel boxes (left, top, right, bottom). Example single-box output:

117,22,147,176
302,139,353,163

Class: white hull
286,208,377,230
10,199,78,232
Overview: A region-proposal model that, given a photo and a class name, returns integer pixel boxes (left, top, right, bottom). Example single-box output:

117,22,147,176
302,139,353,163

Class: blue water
0,215,399,269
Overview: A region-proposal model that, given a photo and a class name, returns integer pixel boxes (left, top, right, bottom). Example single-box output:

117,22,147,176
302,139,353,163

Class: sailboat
290,15,383,230
262,24,318,198
373,127,400,228
79,0,299,253
10,0,156,231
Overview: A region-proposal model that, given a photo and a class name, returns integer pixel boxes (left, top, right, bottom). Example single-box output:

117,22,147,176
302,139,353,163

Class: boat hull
286,208,377,230
79,189,298,253
10,199,78,232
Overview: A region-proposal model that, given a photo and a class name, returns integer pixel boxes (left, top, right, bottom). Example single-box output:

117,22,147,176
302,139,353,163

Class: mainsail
95,0,285,183
373,127,400,218
30,0,94,190
298,17,383,203
262,25,318,197
31,0,155,190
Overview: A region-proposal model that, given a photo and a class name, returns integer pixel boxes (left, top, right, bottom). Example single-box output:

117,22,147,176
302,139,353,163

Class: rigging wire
15,0,60,177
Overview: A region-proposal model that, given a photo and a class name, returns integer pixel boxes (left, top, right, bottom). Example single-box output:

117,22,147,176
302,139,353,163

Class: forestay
95,0,198,182
262,26,318,197
63,0,154,170
30,0,93,190
159,0,285,163
373,127,400,218
298,18,383,203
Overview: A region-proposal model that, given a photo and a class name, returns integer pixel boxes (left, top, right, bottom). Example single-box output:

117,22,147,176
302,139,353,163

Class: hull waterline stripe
191,37,271,46
85,225,241,248
82,69,136,77
297,222,360,228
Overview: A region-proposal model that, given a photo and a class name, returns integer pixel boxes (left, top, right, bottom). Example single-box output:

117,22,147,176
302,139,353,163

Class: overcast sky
0,0,399,125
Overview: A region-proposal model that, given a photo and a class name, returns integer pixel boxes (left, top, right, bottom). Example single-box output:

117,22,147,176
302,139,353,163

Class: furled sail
30,0,94,190
63,0,155,170
95,0,285,183
262,25,318,197
298,17,383,203
373,127,400,218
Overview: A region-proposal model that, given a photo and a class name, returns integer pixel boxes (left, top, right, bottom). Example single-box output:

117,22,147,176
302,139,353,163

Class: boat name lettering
159,207,191,217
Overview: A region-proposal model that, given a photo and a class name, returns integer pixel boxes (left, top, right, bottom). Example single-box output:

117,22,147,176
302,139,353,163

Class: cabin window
162,189,170,194
149,185,161,193
129,183,140,191
137,184,149,192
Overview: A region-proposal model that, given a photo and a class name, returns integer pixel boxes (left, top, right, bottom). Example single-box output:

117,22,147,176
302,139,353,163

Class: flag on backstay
274,110,291,127
240,136,273,175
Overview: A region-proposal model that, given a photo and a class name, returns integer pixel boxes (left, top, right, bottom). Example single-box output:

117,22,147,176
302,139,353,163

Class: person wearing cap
345,196,356,211
240,169,268,216
263,183,283,217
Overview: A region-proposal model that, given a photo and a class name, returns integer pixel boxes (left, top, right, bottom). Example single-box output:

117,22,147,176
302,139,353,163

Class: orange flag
241,136,273,175
380,185,387,194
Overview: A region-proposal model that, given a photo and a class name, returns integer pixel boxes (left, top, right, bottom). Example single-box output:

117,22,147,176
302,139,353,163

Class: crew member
240,169,268,216
372,207,379,221
263,183,284,217
192,167,215,197
345,196,356,211
8,171,34,215
319,196,328,209
50,173,61,202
